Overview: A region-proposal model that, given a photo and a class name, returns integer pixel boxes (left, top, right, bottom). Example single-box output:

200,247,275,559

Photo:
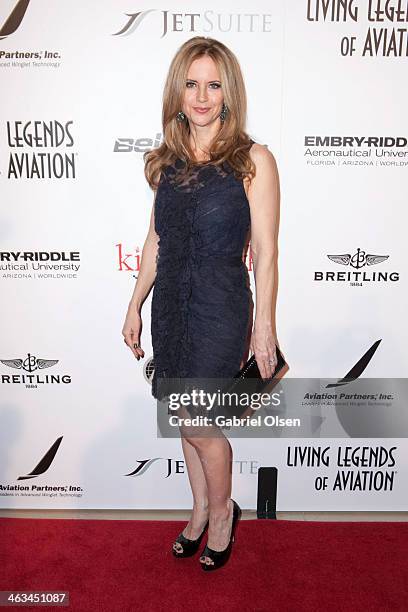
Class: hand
122,305,145,361
249,321,277,380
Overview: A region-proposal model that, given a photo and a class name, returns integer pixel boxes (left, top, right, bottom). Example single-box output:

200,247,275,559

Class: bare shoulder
249,142,277,172
244,142,278,198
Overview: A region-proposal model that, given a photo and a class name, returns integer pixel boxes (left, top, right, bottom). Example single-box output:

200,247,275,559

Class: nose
197,85,208,103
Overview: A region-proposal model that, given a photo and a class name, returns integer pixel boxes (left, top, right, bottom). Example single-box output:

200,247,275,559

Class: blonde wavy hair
144,36,256,190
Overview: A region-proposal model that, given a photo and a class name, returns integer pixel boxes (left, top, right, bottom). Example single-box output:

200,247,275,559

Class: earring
220,103,228,123
176,111,186,122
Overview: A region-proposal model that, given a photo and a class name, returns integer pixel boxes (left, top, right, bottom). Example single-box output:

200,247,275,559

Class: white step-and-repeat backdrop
1,0,407,510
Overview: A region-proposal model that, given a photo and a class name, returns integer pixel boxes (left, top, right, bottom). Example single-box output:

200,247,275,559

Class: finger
267,347,278,377
132,340,145,360
263,359,274,380
260,363,270,380
269,346,278,368
260,353,276,379
134,346,145,360
256,354,270,380
124,334,144,359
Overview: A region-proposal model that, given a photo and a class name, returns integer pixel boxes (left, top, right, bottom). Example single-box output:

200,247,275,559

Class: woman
122,36,279,571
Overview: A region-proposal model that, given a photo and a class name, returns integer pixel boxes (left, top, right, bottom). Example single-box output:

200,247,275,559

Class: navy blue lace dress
150,141,254,401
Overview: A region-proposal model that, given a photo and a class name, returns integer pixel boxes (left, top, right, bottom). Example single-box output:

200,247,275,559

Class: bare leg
172,437,209,554
180,429,234,566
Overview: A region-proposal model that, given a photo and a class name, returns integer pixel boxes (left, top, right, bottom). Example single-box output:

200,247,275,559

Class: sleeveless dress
150,140,255,401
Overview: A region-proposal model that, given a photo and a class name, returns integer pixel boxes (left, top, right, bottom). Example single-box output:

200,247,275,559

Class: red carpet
1,517,407,611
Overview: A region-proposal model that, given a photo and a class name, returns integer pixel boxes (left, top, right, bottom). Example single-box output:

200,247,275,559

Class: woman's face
182,55,224,128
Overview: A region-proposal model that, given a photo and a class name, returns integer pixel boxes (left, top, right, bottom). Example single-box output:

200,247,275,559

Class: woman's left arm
246,143,280,379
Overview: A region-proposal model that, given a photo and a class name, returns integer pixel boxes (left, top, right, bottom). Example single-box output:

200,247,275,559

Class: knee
182,434,212,452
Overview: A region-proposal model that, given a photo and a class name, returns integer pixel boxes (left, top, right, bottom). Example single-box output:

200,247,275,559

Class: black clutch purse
220,345,287,419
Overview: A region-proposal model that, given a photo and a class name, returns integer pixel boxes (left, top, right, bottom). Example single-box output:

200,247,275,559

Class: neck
188,123,220,161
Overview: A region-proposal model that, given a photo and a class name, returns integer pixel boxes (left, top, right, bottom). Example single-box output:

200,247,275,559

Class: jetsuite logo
314,247,400,286
5,120,77,179
0,352,72,387
126,458,185,478
126,458,260,478
113,9,274,38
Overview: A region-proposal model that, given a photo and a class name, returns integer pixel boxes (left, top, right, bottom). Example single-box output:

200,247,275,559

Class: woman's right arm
128,191,159,312
122,191,159,360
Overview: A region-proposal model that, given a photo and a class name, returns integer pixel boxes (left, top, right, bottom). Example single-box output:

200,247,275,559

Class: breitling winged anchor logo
327,247,389,270
1,352,58,372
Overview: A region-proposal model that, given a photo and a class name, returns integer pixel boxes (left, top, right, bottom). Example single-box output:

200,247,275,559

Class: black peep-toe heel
172,519,209,558
199,499,241,571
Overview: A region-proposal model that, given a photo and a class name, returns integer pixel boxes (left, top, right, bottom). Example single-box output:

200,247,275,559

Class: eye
185,81,221,89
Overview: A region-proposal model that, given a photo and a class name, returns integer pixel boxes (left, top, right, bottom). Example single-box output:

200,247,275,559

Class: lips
193,107,210,113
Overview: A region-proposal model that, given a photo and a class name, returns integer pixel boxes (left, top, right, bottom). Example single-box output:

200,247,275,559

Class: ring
133,343,139,349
